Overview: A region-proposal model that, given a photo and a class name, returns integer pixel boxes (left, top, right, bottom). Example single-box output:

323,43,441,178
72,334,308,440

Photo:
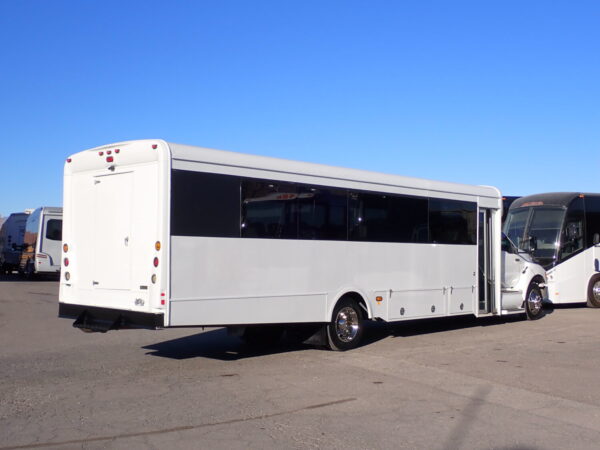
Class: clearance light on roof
152,144,158,149
66,158,72,163
99,152,104,156
107,150,112,155
115,149,120,153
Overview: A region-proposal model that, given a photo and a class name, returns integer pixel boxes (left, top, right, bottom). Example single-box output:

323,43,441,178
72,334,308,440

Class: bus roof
510,193,600,210
168,141,501,200
72,139,501,200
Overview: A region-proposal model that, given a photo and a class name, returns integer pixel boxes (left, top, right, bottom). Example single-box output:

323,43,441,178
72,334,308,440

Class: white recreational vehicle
20,207,63,277
59,140,546,350
0,211,30,273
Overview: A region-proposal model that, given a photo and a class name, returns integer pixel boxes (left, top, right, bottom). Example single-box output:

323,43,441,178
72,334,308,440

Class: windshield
503,206,565,268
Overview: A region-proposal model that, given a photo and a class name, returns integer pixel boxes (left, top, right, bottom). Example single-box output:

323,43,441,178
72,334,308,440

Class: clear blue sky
1,0,599,217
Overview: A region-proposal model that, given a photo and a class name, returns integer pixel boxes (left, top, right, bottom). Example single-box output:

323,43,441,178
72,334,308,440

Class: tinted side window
242,180,298,239
171,170,241,237
559,197,585,262
298,186,347,240
45,219,62,241
429,199,477,245
349,192,428,242
585,196,600,246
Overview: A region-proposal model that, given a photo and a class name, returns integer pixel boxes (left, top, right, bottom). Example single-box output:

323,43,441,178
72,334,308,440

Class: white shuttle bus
59,140,546,350
0,211,30,274
504,193,600,307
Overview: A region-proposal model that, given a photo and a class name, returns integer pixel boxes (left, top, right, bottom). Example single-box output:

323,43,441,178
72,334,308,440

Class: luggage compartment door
92,172,133,290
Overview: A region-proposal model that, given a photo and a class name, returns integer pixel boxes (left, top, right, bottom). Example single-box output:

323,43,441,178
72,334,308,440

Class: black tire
240,325,284,347
587,274,600,308
326,297,365,351
525,283,544,320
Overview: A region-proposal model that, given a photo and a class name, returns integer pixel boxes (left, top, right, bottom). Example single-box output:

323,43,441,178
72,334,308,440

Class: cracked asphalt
2,275,600,449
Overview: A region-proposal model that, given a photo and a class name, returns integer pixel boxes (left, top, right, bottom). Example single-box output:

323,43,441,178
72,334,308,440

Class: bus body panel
169,236,477,326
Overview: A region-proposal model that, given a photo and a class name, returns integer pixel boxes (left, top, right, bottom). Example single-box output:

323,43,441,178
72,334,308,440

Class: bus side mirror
528,236,537,252
594,233,600,246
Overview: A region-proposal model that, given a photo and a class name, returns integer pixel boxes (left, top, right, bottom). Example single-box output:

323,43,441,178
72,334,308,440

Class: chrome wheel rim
593,281,600,302
335,307,359,343
527,288,543,315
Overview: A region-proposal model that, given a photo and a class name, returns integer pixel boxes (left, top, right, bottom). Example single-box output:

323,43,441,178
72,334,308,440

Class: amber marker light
155,241,161,251
63,243,69,253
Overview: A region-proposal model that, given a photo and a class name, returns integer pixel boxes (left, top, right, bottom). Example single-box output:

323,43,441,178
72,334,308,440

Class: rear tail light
64,258,69,267
106,156,114,163
153,257,159,267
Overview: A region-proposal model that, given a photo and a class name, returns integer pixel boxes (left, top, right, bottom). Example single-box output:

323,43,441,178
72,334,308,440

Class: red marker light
66,158,72,163
99,152,104,156
115,149,120,153
64,258,69,267
107,150,112,155
153,257,159,267
152,144,158,149
106,156,114,163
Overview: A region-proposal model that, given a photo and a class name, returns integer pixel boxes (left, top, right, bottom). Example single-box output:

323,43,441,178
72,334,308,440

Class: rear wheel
525,283,544,320
587,274,600,308
326,297,364,351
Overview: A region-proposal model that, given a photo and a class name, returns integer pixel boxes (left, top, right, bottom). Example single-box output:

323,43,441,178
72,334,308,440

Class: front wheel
525,283,544,320
587,274,600,308
326,297,365,351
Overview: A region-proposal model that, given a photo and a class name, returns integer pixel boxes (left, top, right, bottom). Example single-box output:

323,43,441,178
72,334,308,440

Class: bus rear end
59,140,170,331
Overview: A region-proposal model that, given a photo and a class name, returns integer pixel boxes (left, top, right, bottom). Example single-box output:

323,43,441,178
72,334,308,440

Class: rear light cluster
63,243,70,281
152,241,160,283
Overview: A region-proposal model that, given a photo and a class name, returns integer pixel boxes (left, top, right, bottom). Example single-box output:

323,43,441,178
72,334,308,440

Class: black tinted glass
585,196,600,246
45,219,62,241
171,170,241,237
429,199,476,245
559,197,585,262
242,180,298,239
349,192,428,243
298,186,347,240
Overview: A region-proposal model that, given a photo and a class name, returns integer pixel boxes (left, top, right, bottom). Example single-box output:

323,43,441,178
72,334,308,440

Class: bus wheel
587,275,600,308
525,283,544,320
326,297,364,351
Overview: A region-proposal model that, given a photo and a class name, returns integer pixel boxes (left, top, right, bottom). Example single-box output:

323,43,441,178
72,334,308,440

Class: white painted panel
93,172,133,290
170,294,327,326
449,286,473,314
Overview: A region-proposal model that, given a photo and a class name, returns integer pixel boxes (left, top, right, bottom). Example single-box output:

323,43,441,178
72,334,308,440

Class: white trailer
59,140,546,350
0,211,30,273
20,207,63,276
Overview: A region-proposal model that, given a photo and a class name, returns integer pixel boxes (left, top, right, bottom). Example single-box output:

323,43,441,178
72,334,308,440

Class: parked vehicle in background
0,211,31,273
504,193,600,306
59,140,546,350
20,207,63,277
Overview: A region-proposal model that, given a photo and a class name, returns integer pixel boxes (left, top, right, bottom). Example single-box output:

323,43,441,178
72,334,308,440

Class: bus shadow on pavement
144,305,561,361
143,328,314,361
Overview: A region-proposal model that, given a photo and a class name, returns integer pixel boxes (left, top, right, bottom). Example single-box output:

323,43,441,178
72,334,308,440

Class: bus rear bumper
59,303,164,332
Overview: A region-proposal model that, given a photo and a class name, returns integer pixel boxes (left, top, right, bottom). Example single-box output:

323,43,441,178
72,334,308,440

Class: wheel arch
328,289,372,321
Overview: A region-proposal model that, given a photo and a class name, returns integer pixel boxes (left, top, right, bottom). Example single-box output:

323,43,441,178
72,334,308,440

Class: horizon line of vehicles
3,140,599,351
